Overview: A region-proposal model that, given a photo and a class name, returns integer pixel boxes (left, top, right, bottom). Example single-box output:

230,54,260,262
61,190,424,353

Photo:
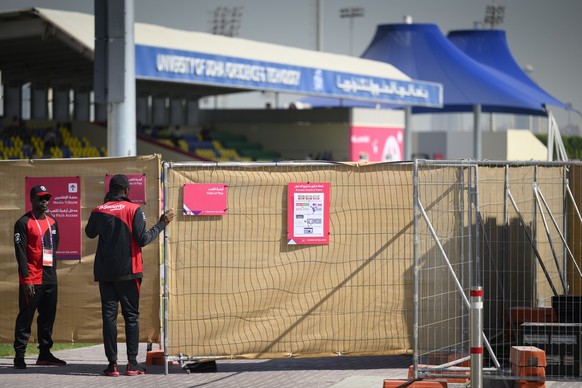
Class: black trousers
99,279,141,363
14,283,58,356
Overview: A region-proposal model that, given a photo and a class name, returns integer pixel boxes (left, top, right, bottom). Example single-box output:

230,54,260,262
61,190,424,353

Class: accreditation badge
43,248,54,266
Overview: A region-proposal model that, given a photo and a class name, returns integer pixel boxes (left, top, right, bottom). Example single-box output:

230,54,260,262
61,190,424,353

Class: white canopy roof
0,7,441,106
38,7,411,80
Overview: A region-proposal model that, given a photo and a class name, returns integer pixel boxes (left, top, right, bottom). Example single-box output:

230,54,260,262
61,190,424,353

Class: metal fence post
163,161,170,375
470,286,483,388
412,159,420,380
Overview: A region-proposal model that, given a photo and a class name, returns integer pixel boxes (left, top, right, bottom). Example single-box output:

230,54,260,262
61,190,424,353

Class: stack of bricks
510,346,547,388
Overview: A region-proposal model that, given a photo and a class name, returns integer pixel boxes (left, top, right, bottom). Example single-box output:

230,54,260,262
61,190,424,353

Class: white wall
414,129,548,161
483,130,547,161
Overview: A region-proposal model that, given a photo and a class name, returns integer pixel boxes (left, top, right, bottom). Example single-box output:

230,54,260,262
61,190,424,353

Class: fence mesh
414,162,474,373
164,162,416,359
478,164,569,379
162,160,582,381
0,155,164,343
414,161,581,382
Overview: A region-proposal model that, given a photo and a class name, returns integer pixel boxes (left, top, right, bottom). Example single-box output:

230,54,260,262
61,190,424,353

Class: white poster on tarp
287,182,330,245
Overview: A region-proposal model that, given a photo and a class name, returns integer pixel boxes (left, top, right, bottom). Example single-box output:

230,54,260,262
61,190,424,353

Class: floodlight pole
474,104,482,159
94,0,137,157
340,7,364,55
110,0,136,157
404,106,412,160
403,15,413,160
316,0,323,51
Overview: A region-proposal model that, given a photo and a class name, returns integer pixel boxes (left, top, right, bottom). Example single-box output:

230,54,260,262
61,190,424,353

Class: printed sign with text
287,182,330,245
26,176,82,260
183,183,228,216
105,174,147,204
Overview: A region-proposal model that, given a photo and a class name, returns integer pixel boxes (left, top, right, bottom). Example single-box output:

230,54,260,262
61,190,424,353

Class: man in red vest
85,174,174,377
13,185,67,369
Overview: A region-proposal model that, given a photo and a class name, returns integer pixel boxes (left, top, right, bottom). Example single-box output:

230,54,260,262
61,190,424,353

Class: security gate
414,160,582,383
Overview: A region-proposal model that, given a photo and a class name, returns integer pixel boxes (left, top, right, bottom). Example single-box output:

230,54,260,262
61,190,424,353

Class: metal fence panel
162,160,582,382
163,161,416,361
413,161,475,379
414,161,581,382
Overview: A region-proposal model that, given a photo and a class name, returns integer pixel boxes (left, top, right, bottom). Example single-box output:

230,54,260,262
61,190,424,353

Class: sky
0,0,580,130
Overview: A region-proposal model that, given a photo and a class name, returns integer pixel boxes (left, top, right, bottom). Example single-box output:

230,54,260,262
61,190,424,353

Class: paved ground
0,343,413,388
1,344,582,387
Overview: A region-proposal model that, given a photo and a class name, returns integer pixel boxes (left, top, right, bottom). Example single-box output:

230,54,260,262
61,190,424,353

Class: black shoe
184,360,217,373
125,361,146,376
103,362,120,377
36,352,67,366
14,356,26,369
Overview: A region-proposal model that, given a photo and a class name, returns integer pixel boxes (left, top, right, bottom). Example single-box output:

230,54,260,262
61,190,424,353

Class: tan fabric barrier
1,158,580,365
0,155,163,343
163,162,578,360
164,162,418,358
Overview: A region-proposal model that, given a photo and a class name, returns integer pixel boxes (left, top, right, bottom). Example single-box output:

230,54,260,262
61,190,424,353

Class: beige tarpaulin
0,155,163,343
1,158,580,363
163,162,417,358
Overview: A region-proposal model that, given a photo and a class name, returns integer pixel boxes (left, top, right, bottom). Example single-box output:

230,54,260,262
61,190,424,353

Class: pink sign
350,126,404,162
183,183,228,216
287,182,330,245
105,174,147,204
25,176,82,261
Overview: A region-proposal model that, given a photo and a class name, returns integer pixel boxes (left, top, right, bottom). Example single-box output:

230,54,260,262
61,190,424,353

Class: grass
0,343,94,357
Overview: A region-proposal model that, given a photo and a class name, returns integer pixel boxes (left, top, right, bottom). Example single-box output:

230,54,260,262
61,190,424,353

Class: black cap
30,185,52,198
109,174,130,190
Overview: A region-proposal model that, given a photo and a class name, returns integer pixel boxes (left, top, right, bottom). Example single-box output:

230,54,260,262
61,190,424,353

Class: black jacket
85,195,165,282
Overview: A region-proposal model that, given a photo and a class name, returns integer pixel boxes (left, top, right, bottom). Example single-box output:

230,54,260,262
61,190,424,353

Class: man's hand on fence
160,209,175,226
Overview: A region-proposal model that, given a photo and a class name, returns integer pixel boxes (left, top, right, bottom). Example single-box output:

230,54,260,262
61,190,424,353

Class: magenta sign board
105,174,147,204
183,183,228,216
25,176,82,261
349,126,404,162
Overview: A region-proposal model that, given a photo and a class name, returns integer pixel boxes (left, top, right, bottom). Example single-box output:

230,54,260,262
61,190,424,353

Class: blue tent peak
447,29,571,112
360,23,547,115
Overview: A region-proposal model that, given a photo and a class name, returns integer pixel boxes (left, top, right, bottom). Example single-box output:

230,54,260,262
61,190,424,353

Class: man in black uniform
85,174,174,377
13,185,67,369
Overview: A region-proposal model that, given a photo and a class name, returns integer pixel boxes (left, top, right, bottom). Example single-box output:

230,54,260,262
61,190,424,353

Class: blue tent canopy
302,24,554,115
447,29,571,111
359,23,553,115
300,23,573,160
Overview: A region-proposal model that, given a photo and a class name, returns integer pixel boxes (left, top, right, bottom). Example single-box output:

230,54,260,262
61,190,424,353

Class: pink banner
349,126,404,162
105,174,147,204
25,176,81,261
183,183,228,216
287,182,330,245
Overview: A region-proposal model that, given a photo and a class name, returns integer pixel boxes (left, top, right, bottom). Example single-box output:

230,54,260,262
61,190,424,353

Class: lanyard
32,215,53,249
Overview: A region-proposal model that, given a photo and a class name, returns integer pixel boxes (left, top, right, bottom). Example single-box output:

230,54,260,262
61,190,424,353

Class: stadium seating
0,123,106,160
0,120,286,162
146,126,279,162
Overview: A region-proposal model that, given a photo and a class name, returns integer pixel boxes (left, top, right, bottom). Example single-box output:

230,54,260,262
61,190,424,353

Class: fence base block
514,381,545,388
510,346,547,388
146,350,165,365
426,352,470,367
510,346,547,368
409,365,470,383
511,365,546,378
383,380,448,388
